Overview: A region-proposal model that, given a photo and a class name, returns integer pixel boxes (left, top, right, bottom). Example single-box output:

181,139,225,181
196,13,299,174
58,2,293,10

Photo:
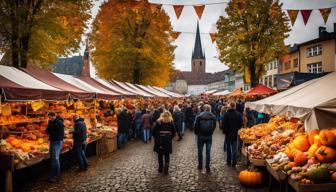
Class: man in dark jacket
184,104,194,131
194,104,217,172
222,102,243,167
172,105,183,141
72,114,88,171
46,112,64,182
117,108,128,148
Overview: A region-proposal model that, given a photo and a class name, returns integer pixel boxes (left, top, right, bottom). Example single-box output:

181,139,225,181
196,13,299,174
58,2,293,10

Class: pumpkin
314,135,323,146
238,170,263,187
36,138,44,145
288,148,302,161
308,130,320,145
294,152,308,166
315,146,336,163
308,144,320,157
331,172,336,183
293,135,310,152
319,130,336,147
287,162,297,168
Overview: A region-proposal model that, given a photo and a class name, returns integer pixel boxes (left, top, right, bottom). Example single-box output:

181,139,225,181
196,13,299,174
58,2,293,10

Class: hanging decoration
173,5,184,19
319,8,332,24
301,10,313,25
287,10,299,26
193,5,205,20
171,32,181,40
210,33,217,43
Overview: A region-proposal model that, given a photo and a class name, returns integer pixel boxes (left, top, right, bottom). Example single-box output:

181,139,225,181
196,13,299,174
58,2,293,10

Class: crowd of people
44,97,269,181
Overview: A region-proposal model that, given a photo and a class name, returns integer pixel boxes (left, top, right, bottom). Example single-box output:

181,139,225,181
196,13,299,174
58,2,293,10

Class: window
274,60,278,69
284,61,291,70
307,62,322,73
269,62,272,70
307,45,322,57
273,76,277,87
293,59,299,68
268,76,272,87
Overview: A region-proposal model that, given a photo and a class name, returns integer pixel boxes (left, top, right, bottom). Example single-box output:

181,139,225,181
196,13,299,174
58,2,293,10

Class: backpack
199,118,214,136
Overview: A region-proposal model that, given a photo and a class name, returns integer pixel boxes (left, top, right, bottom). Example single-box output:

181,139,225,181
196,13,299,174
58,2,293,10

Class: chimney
319,27,326,38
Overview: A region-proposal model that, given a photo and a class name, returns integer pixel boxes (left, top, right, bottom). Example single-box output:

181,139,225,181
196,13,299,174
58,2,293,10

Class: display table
266,159,288,192
288,178,336,192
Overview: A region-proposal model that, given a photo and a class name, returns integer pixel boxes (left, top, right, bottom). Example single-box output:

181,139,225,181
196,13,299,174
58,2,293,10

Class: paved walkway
23,129,268,192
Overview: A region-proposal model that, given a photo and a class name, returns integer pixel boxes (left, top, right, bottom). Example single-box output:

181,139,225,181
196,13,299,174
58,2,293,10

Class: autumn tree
90,0,175,87
0,0,92,68
216,0,290,87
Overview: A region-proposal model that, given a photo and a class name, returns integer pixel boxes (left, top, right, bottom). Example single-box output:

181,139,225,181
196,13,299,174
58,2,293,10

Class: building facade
260,59,279,88
279,24,336,75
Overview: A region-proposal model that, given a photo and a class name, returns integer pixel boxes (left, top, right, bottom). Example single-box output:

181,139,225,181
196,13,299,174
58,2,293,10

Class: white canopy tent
213,90,231,96
246,72,336,130
53,73,104,93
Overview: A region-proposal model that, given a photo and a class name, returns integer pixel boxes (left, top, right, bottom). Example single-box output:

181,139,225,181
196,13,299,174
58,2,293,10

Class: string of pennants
149,1,336,42
171,31,218,44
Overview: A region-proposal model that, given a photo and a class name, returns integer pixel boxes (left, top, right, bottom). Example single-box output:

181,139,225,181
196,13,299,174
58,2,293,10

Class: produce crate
288,178,336,192
266,159,288,192
97,136,117,155
248,157,266,167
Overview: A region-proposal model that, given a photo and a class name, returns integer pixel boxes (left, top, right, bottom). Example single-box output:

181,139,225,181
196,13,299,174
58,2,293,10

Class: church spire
192,21,205,60
81,38,90,77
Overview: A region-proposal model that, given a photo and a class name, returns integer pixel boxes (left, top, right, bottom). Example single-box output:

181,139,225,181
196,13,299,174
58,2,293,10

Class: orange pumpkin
287,162,297,168
288,148,302,161
293,135,310,152
308,130,320,145
315,146,336,163
239,170,263,187
331,172,336,183
314,135,323,146
294,152,308,166
319,130,336,147
308,144,320,157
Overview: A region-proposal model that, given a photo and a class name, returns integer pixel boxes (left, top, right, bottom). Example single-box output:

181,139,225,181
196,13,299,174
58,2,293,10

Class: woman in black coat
153,111,176,174
172,105,183,141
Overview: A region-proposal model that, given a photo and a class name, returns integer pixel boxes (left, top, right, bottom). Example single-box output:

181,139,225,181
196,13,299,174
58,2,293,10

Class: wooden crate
288,178,336,192
97,136,117,155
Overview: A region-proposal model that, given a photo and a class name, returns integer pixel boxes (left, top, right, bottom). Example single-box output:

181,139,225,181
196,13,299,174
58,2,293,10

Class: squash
288,148,302,161
331,172,336,183
238,170,263,187
305,167,331,183
315,146,336,163
293,135,310,152
308,130,320,145
319,130,336,147
294,152,308,166
287,162,297,168
308,144,320,157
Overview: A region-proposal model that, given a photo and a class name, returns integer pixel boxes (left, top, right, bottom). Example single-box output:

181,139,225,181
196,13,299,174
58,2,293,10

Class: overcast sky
87,0,336,73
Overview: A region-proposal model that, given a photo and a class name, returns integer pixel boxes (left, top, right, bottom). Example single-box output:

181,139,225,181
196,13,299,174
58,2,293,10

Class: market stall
212,90,231,96
240,73,336,191
246,84,277,96
151,86,184,98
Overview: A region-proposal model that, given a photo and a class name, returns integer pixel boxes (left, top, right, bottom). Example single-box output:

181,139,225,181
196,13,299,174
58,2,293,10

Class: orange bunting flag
171,32,181,40
173,5,184,19
210,33,217,43
301,10,312,25
193,5,205,20
319,8,331,24
287,10,299,26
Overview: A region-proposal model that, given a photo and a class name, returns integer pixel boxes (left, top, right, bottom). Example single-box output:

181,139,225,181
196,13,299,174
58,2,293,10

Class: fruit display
247,129,296,160
270,129,336,184
239,116,301,141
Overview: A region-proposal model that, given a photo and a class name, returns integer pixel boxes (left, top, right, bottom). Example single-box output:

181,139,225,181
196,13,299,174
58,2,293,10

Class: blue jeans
135,122,141,139
143,129,150,142
197,137,212,167
49,140,63,180
118,133,127,148
226,139,237,165
73,142,88,170
182,122,185,134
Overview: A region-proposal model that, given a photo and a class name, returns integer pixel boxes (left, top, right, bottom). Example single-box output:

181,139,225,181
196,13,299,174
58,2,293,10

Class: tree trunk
249,59,257,87
20,33,30,68
11,33,20,68
133,67,140,84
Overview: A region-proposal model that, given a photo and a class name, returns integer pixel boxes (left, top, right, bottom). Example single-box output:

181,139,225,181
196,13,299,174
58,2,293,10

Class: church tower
191,22,206,73
81,38,90,77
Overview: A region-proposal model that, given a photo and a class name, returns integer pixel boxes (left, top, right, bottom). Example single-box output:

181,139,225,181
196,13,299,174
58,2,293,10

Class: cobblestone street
23,129,268,192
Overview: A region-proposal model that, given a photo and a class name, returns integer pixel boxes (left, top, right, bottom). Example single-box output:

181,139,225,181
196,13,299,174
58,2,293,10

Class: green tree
90,0,175,87
0,0,92,68
216,0,290,87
